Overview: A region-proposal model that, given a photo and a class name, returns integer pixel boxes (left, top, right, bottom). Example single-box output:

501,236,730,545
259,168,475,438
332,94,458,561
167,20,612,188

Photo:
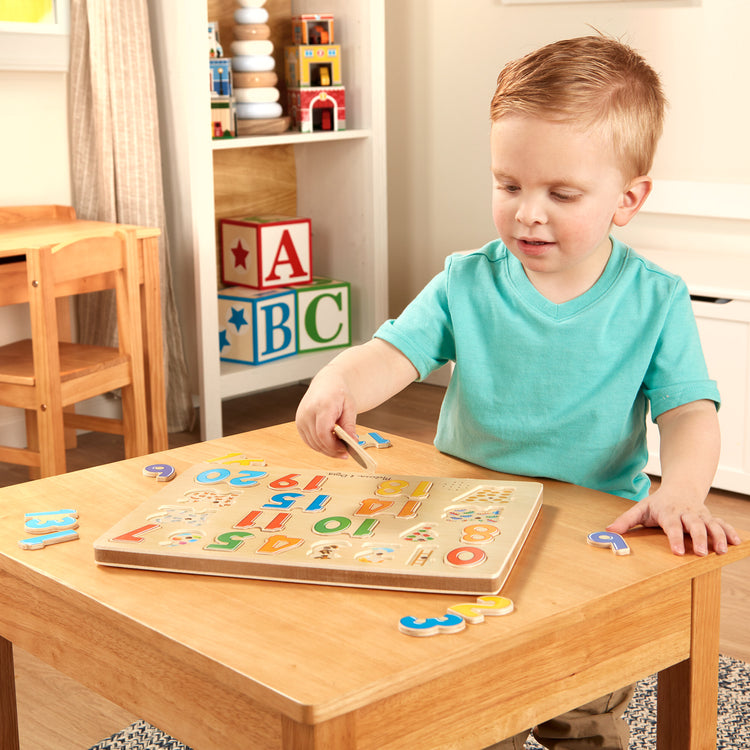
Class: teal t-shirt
375,237,719,501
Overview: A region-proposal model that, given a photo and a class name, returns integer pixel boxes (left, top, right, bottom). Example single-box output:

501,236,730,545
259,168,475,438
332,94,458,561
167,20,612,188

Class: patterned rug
89,655,749,750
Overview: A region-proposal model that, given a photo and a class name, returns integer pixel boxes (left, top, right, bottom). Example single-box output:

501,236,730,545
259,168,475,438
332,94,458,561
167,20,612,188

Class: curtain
68,0,194,432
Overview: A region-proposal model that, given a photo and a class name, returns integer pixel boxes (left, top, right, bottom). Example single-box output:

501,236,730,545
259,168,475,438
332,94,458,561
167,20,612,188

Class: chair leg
24,410,41,481
121,382,150,458
35,405,67,477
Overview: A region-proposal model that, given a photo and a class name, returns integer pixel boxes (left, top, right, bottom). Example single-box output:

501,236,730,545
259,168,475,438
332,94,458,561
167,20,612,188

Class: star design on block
228,306,248,333
219,328,230,351
231,239,249,269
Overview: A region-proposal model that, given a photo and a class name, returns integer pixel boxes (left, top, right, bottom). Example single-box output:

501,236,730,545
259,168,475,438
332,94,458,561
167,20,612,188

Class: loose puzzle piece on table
19,509,80,550
94,463,542,594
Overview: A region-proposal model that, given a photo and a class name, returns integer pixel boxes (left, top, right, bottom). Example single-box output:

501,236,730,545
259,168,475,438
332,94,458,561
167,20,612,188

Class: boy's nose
515,199,547,226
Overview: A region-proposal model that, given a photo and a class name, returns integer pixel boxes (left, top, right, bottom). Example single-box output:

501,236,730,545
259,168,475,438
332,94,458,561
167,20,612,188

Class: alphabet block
220,215,312,290
293,277,351,353
218,287,297,365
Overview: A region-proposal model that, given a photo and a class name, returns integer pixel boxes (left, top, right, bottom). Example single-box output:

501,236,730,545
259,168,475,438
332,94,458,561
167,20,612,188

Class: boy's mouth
518,238,553,255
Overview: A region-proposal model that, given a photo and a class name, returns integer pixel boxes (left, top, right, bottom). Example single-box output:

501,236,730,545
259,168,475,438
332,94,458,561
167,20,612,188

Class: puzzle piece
143,463,177,481
587,531,630,555
18,529,79,550
398,613,466,637
333,424,376,469
23,509,79,535
400,595,515,636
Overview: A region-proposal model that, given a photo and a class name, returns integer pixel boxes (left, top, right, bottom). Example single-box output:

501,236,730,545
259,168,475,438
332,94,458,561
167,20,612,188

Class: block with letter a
220,215,312,289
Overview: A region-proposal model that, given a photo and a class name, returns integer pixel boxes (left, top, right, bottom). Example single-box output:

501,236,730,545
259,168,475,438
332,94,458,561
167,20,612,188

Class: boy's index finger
333,424,377,469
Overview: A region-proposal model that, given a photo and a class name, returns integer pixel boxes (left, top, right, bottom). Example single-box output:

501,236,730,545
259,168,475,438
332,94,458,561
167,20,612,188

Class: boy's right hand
295,339,420,459
295,365,359,459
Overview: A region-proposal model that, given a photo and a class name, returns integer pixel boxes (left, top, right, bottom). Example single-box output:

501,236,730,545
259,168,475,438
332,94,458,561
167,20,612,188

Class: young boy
296,34,741,749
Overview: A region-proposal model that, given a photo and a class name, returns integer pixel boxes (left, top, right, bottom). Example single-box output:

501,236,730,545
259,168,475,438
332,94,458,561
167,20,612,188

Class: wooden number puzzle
94,463,542,594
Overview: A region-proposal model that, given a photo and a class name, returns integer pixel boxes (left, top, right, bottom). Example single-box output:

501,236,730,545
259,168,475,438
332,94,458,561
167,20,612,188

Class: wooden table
0,214,167,453
0,423,748,750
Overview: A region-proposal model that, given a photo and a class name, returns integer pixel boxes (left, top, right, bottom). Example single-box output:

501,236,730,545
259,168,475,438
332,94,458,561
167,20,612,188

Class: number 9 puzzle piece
143,463,177,481
587,531,630,555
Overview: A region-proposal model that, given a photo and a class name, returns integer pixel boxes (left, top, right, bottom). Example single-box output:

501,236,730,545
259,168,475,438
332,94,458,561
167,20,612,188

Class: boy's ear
613,176,653,227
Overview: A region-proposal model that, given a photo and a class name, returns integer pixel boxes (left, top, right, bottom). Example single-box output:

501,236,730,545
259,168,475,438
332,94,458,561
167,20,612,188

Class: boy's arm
608,400,741,555
296,338,419,458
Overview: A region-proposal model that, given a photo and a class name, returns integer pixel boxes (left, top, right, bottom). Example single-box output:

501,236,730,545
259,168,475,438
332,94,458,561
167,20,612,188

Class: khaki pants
484,685,635,750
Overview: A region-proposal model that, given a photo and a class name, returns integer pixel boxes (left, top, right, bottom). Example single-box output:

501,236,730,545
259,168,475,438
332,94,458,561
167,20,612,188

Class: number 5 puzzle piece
24,509,79,535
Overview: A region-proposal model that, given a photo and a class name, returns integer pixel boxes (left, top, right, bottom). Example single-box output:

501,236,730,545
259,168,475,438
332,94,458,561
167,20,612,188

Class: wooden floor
2,382,749,749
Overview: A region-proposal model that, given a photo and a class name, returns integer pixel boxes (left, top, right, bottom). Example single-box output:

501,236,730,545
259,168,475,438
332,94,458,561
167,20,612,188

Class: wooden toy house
292,13,334,45
286,13,346,133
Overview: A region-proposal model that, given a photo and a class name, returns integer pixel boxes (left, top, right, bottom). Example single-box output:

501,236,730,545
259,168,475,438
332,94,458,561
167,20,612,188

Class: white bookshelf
148,0,388,439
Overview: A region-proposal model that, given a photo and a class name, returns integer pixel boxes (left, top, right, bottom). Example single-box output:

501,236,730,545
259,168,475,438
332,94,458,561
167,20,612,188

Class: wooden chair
0,229,149,477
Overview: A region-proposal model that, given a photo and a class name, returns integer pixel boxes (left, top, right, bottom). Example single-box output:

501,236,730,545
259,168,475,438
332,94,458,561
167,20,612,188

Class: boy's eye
551,191,580,202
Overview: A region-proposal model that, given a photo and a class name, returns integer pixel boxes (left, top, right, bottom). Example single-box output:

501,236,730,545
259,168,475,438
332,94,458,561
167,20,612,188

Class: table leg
0,636,20,750
656,568,721,749
282,714,356,749
140,236,168,451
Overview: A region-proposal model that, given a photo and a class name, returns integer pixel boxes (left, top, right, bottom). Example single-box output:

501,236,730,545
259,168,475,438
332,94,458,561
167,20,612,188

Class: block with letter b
220,215,312,290
294,277,351,353
218,287,297,365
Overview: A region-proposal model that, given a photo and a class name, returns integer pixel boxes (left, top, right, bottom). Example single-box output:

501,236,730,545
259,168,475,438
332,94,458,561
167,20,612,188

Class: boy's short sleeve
641,280,720,422
374,258,458,380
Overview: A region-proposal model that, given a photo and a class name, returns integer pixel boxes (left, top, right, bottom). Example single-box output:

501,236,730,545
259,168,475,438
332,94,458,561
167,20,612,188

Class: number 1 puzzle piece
18,529,79,550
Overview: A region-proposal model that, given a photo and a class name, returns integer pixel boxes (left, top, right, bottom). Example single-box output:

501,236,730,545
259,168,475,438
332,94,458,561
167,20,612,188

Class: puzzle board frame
94,463,542,594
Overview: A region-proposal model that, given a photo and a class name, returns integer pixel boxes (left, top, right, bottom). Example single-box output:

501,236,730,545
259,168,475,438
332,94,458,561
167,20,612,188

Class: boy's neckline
506,236,625,318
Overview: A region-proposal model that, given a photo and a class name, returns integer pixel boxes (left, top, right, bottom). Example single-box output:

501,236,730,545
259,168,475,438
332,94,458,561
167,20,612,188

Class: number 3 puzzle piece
398,613,466,637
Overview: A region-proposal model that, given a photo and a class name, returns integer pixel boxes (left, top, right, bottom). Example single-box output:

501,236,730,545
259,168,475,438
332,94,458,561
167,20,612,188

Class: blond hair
490,35,666,179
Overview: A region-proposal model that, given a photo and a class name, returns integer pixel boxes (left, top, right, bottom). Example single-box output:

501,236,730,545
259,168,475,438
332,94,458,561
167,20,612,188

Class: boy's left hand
607,488,742,556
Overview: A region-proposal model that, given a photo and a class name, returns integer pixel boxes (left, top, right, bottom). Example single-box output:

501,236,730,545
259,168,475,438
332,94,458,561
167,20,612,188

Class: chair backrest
44,229,144,357
0,205,76,225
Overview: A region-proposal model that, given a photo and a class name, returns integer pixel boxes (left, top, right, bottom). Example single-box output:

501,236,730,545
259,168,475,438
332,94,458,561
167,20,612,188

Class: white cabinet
643,249,750,494
148,0,387,439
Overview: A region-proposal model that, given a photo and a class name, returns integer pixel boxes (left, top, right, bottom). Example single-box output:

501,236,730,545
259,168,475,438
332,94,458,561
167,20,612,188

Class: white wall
0,69,70,445
385,0,750,315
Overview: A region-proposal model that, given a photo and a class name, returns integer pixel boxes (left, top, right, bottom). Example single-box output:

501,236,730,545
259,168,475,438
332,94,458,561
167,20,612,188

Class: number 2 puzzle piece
587,531,630,555
447,595,514,624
